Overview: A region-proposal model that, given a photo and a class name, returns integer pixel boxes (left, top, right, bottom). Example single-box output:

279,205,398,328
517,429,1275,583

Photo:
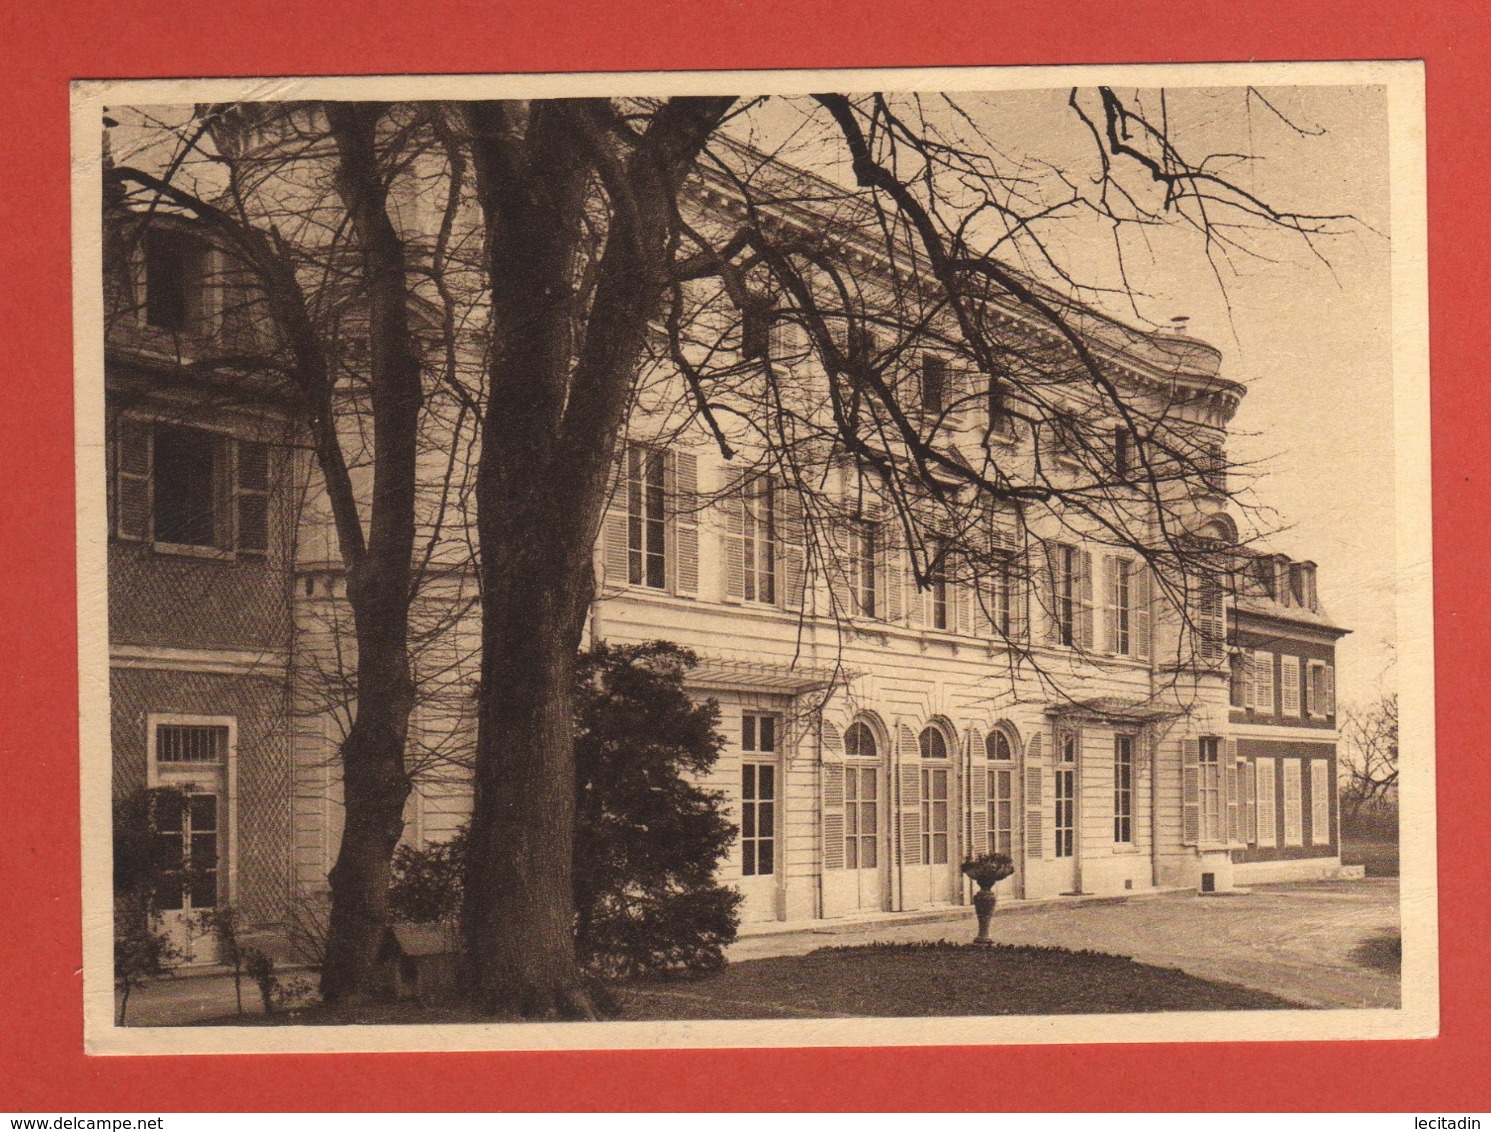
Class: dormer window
145,228,208,333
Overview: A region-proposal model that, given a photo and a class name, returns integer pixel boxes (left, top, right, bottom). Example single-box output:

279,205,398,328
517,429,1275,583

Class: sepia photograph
73,63,1434,1055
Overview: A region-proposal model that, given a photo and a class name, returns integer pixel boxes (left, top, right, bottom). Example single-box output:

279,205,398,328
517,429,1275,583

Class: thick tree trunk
461,97,735,1016
316,103,424,1003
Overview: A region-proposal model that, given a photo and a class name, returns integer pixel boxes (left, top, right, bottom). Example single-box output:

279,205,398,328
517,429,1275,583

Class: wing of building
102,123,1353,958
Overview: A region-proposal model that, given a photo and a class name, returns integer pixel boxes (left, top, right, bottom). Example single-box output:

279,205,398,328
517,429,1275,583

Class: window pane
758,763,775,797
862,772,876,800
153,426,219,547
932,833,948,864
757,840,774,876
862,837,877,869
845,837,858,869
189,794,217,830
759,717,776,753
189,870,217,910
742,804,756,839
758,801,774,839
863,801,876,835
741,761,756,798
742,842,756,876
742,715,756,753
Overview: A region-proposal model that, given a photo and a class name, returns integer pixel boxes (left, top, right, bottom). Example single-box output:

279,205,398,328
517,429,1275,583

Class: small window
986,729,1014,762
156,724,228,763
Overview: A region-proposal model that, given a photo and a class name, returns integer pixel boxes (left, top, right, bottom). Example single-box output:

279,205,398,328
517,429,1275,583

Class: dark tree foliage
388,641,740,982
572,641,740,978
113,786,190,1023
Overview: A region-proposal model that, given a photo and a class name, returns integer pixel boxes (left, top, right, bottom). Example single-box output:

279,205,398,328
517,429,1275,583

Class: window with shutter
1053,729,1078,858
1224,738,1240,844
1024,732,1045,861
742,477,777,605
918,728,951,865
236,441,270,555
153,424,225,548
779,484,807,611
841,722,879,871
968,728,989,856
1113,734,1134,843
1310,759,1332,846
115,416,152,541
986,728,1015,857
1282,759,1303,846
1046,541,1090,648
880,538,904,623
1281,656,1301,716
821,721,846,871
670,451,699,596
1196,578,1227,663
1133,563,1152,661
897,725,921,867
1255,758,1278,848
1181,738,1201,846
1241,754,1257,845
1255,651,1276,716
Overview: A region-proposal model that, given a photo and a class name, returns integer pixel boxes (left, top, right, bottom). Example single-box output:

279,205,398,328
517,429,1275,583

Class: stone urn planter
960,853,1015,947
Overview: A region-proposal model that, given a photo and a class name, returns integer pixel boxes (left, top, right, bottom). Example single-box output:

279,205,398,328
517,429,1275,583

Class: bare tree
1340,694,1399,819
106,101,480,1001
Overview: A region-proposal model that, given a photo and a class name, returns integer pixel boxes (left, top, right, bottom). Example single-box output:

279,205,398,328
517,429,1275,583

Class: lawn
197,941,1298,1025
1340,819,1400,878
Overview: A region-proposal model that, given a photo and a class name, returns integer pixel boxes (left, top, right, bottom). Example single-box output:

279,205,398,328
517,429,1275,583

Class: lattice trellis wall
110,667,294,923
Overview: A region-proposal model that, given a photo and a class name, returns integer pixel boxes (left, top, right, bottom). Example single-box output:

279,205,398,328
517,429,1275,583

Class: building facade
104,139,1353,952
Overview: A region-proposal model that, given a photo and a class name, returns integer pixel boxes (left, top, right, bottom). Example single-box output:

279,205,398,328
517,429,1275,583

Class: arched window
844,721,877,759
918,726,951,864
986,729,1014,761
919,727,948,760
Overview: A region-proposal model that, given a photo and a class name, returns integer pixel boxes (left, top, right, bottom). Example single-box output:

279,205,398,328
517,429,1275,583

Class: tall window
1054,730,1077,858
1050,542,1089,647
851,522,877,618
929,542,950,631
986,729,1014,857
154,792,220,912
152,425,222,548
1199,737,1222,843
918,727,950,865
742,477,776,605
1196,579,1227,662
1113,427,1132,476
1310,759,1332,846
1255,758,1278,848
626,446,667,589
1113,734,1134,844
921,354,947,415
843,722,878,870
740,713,777,877
145,228,206,332
1111,557,1131,655
1282,759,1303,846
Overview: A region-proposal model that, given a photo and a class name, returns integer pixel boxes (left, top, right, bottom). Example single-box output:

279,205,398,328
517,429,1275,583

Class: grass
1340,826,1400,878
194,940,1299,1025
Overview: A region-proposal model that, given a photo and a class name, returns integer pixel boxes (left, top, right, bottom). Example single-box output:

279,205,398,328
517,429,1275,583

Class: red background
2,0,1485,1111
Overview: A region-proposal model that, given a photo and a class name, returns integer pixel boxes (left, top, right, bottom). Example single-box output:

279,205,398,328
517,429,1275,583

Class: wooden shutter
722,488,745,601
821,721,846,871
1079,549,1095,650
1241,752,1257,845
667,450,699,596
953,558,973,636
235,440,270,555
1324,663,1336,715
1281,657,1301,716
898,724,922,867
905,550,925,628
1103,556,1120,654
1311,759,1332,845
968,728,989,855
213,434,235,551
880,539,903,623
602,446,630,588
1283,759,1303,846
1134,564,1152,661
116,416,152,541
1224,738,1240,844
1241,650,1256,710
779,482,806,611
1256,651,1275,715
1009,559,1028,641
1256,758,1278,848
1024,732,1046,861
1181,738,1201,846
1040,540,1060,645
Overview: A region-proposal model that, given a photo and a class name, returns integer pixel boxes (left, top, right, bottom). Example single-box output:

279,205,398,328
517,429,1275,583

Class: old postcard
73,60,1434,1054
